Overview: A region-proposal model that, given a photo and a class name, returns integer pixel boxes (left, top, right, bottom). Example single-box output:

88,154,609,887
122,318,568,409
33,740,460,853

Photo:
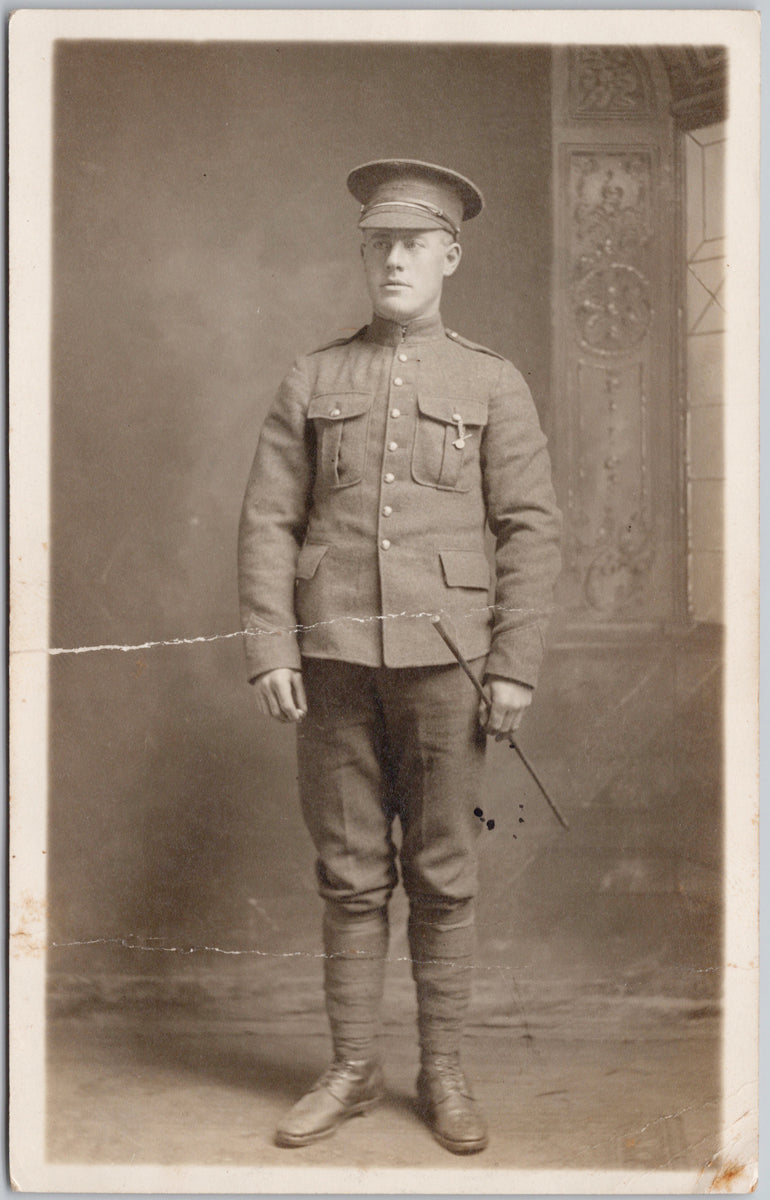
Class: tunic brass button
384,472,395,483
397,353,408,362
388,441,398,452
391,408,401,419
382,505,392,517
393,377,404,386
381,539,391,550
330,407,341,417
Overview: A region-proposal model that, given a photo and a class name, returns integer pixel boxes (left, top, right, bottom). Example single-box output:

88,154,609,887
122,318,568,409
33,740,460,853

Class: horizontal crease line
45,940,729,993
48,939,519,974
13,603,551,658
50,939,320,959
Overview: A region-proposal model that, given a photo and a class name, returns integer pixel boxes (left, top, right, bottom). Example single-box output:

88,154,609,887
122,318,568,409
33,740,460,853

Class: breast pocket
308,392,373,488
411,394,488,491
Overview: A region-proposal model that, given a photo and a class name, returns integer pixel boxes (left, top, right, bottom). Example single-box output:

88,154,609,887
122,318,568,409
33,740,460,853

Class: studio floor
46,975,720,1174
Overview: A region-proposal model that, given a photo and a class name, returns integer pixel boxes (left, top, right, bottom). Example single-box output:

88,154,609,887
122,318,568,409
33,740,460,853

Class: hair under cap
347,159,484,239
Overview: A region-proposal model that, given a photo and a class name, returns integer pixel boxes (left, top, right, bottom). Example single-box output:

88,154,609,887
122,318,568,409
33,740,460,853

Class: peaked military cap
347,159,484,239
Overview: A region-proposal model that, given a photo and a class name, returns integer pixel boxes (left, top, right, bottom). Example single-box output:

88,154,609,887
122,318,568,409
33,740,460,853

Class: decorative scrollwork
570,47,651,117
584,511,655,612
571,153,650,263
568,152,653,355
573,263,651,353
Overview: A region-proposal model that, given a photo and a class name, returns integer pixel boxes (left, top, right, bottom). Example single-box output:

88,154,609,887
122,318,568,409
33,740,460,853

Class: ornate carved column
552,48,680,628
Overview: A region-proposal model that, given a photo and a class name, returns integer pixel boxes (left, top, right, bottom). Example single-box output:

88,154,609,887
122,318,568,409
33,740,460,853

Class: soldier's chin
374,296,421,323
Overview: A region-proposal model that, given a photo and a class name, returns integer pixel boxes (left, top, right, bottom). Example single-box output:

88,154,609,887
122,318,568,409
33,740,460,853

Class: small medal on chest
452,413,469,450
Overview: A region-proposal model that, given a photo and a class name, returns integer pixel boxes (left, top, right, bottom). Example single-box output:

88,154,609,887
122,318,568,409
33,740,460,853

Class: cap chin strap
359,200,460,240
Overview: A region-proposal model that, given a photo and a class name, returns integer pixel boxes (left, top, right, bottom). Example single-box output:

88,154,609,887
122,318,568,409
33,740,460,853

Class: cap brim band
358,203,459,237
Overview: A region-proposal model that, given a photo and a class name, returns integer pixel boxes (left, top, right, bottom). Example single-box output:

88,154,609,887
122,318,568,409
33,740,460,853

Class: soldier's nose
385,243,405,268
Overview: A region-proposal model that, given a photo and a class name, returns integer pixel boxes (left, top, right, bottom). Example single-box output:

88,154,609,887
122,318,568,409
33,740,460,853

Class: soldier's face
360,229,461,323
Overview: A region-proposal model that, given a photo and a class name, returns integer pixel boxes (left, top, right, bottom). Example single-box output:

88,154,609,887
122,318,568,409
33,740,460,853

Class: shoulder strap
444,328,505,361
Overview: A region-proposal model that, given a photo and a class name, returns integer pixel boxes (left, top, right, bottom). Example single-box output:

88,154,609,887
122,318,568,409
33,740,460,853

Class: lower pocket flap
296,543,330,580
439,550,491,589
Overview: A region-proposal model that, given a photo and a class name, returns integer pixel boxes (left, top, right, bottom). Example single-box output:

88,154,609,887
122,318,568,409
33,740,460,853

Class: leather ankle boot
275,1058,384,1148
416,1053,488,1154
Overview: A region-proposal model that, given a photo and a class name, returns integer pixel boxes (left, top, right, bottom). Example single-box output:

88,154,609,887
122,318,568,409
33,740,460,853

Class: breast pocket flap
439,550,491,589
417,394,488,426
296,543,330,580
307,392,373,420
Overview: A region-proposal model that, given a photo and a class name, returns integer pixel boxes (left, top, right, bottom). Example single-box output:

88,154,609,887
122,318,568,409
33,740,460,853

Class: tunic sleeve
238,359,315,680
481,359,562,686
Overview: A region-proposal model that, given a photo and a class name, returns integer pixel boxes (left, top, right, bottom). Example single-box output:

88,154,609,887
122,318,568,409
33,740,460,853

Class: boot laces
316,1057,372,1090
427,1054,469,1094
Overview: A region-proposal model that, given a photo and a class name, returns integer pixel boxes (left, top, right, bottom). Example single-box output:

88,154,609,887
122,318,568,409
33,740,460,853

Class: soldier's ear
443,241,462,277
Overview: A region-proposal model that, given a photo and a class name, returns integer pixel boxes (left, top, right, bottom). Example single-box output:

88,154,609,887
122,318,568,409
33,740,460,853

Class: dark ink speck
486,819,495,831
519,817,525,824
474,807,483,819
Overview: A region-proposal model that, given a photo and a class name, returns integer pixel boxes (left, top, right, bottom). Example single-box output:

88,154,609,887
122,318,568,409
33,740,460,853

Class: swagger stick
430,614,569,830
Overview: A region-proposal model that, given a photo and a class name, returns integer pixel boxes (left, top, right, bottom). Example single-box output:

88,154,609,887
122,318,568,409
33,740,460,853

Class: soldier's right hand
252,668,307,723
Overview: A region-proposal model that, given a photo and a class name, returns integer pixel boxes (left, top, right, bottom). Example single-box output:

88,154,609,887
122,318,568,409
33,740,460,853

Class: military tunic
238,312,561,686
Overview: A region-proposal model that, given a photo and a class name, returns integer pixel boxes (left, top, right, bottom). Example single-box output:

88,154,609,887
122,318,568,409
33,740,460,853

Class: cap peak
347,159,483,236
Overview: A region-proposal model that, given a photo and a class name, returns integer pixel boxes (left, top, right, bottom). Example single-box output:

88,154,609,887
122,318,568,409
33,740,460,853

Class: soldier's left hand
480,676,533,738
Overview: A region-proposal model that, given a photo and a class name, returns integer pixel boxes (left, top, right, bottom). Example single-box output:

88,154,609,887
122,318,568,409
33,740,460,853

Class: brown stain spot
11,890,47,958
709,1161,754,1192
133,658,146,678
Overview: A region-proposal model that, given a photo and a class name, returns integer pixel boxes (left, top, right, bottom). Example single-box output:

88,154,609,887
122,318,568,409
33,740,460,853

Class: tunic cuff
243,627,302,680
484,622,546,690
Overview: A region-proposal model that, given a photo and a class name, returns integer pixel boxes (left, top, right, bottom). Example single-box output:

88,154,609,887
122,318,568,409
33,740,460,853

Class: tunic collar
365,312,445,346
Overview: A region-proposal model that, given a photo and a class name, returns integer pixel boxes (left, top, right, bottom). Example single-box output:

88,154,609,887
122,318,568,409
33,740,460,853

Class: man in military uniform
238,160,561,1154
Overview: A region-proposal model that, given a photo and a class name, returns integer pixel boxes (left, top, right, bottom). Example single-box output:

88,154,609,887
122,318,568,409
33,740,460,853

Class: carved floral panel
569,152,653,355
562,149,658,614
569,47,652,118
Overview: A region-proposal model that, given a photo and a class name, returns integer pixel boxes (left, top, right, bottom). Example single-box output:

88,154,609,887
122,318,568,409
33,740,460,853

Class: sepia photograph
8,10,759,1193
